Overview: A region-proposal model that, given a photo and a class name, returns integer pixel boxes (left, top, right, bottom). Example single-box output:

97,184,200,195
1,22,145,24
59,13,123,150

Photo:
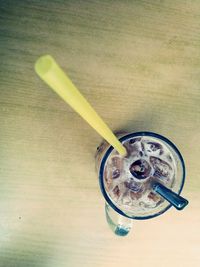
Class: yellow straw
35,55,126,156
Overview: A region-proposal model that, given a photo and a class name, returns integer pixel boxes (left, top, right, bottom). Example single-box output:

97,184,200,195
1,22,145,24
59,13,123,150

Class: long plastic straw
35,55,126,156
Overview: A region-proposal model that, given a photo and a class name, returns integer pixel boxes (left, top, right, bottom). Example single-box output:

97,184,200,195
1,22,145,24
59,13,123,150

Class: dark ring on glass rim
99,131,186,220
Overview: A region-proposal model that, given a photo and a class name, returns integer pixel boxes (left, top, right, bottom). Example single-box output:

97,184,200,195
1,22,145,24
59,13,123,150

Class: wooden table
0,1,200,266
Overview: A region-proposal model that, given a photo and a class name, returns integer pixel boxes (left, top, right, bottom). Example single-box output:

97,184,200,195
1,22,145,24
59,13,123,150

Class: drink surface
103,136,177,217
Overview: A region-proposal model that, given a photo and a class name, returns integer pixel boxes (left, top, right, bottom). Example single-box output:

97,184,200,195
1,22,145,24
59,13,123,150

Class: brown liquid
103,136,176,215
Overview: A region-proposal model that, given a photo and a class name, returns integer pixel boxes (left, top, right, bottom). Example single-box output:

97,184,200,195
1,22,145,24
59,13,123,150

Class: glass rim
99,131,186,220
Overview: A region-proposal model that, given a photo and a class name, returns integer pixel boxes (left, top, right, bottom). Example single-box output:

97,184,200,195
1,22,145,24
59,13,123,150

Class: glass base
105,203,132,236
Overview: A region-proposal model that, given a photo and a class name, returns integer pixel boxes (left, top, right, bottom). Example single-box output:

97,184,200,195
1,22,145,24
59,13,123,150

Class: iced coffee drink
96,132,184,219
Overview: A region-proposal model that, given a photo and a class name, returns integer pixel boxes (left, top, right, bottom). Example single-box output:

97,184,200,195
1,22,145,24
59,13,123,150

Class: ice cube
111,156,123,170
150,156,172,178
121,192,132,205
109,156,123,179
124,179,145,200
147,191,160,202
124,141,140,158
129,159,152,179
129,137,141,145
112,169,120,179
130,190,143,200
147,141,162,152
112,185,121,198
124,178,143,192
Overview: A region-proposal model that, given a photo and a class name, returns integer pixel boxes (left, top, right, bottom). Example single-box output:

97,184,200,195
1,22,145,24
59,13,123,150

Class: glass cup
95,131,186,236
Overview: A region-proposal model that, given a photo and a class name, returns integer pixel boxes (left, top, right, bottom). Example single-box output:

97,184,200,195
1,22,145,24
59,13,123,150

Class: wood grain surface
0,1,200,266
